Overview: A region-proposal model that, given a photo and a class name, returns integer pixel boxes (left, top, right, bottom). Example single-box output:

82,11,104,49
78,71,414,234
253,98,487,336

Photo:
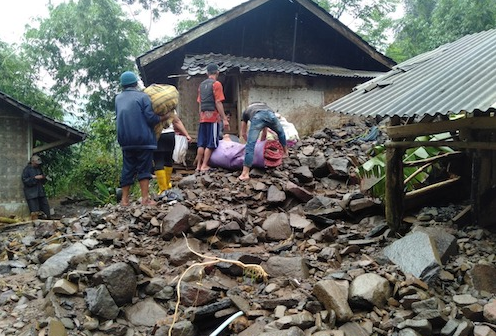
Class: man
22,155,51,220
239,102,288,181
115,70,168,206
195,63,229,172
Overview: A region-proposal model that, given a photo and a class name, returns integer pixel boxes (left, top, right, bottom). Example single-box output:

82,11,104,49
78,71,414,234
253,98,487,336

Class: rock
92,262,136,306
85,285,119,320
474,325,496,336
125,298,168,327
483,300,496,323
349,273,391,309
285,181,313,202
399,329,422,336
461,303,484,321
469,265,496,294
37,242,89,280
338,322,369,336
161,203,191,239
313,280,352,322
273,310,314,329
162,238,201,266
293,166,314,183
179,283,218,307
397,319,432,336
412,226,458,263
453,294,478,306
262,213,292,240
327,157,349,178
383,231,441,282
289,213,312,230
52,279,78,295
48,318,67,336
259,326,305,336
267,185,287,203
155,321,196,336
265,256,310,279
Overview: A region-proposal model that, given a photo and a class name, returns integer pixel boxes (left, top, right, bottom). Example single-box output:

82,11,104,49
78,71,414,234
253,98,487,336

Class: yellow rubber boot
155,170,167,194
164,166,173,189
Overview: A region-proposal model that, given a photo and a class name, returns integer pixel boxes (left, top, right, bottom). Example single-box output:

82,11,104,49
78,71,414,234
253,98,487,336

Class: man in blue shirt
115,71,167,206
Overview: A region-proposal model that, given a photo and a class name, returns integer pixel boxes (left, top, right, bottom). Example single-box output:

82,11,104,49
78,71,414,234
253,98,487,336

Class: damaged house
0,91,86,216
325,29,496,230
136,0,395,137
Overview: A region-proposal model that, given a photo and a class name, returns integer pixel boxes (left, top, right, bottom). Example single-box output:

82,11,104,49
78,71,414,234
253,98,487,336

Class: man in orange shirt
195,63,229,172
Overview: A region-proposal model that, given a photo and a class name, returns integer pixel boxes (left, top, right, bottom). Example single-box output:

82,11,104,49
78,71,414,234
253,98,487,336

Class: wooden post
385,116,404,233
385,146,405,233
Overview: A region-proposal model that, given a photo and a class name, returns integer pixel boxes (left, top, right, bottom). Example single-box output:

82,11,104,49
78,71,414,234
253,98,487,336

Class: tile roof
182,53,383,78
324,29,496,117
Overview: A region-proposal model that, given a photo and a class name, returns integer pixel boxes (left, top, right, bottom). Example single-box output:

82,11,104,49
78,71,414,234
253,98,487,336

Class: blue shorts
197,122,219,149
121,149,154,187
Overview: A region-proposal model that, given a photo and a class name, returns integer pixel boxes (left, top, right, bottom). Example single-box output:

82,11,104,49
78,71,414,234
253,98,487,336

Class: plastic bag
173,134,188,166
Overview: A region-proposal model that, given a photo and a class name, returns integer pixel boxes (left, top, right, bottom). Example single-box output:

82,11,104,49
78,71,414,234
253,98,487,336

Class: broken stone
161,203,191,239
262,213,292,240
85,284,119,320
92,262,136,306
265,256,310,279
124,298,167,327
52,279,78,295
267,185,286,203
313,280,352,322
383,231,442,282
349,273,391,309
38,242,89,280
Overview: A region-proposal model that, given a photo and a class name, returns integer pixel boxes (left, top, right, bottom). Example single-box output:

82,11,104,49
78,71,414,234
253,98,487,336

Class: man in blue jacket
116,71,167,206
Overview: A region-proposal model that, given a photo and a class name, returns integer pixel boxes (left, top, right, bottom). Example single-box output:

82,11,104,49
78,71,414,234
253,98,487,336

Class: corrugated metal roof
182,53,382,78
324,29,496,117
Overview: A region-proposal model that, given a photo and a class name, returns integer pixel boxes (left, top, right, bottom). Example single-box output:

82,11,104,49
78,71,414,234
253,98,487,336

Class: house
136,0,395,137
324,29,496,230
0,91,86,217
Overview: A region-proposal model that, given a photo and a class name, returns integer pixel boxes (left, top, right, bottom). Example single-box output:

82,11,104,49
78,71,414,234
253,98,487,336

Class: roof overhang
136,0,395,72
1,91,87,153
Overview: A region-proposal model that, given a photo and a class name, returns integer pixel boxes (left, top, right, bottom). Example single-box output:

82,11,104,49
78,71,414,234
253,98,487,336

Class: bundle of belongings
209,139,284,170
143,84,179,139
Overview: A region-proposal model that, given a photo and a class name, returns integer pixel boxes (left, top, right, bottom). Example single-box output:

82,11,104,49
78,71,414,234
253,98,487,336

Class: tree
24,0,151,118
175,0,223,35
0,41,64,120
314,0,400,52
387,0,496,62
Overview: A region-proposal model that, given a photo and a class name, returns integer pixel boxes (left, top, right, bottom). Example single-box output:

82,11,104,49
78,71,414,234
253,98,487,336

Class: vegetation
1,0,495,205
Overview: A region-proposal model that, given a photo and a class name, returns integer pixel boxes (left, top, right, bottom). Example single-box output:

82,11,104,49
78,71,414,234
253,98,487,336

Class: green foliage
82,180,117,206
118,0,182,21
358,133,454,199
0,41,64,120
387,0,496,62
175,0,223,35
23,0,151,118
313,0,400,52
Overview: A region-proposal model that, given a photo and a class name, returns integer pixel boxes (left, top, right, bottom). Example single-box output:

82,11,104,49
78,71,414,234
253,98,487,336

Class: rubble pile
0,121,495,336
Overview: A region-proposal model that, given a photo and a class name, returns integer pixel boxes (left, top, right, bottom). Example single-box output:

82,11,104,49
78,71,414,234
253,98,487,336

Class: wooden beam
403,151,463,167
33,139,68,153
386,117,496,139
386,141,496,151
404,176,461,200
